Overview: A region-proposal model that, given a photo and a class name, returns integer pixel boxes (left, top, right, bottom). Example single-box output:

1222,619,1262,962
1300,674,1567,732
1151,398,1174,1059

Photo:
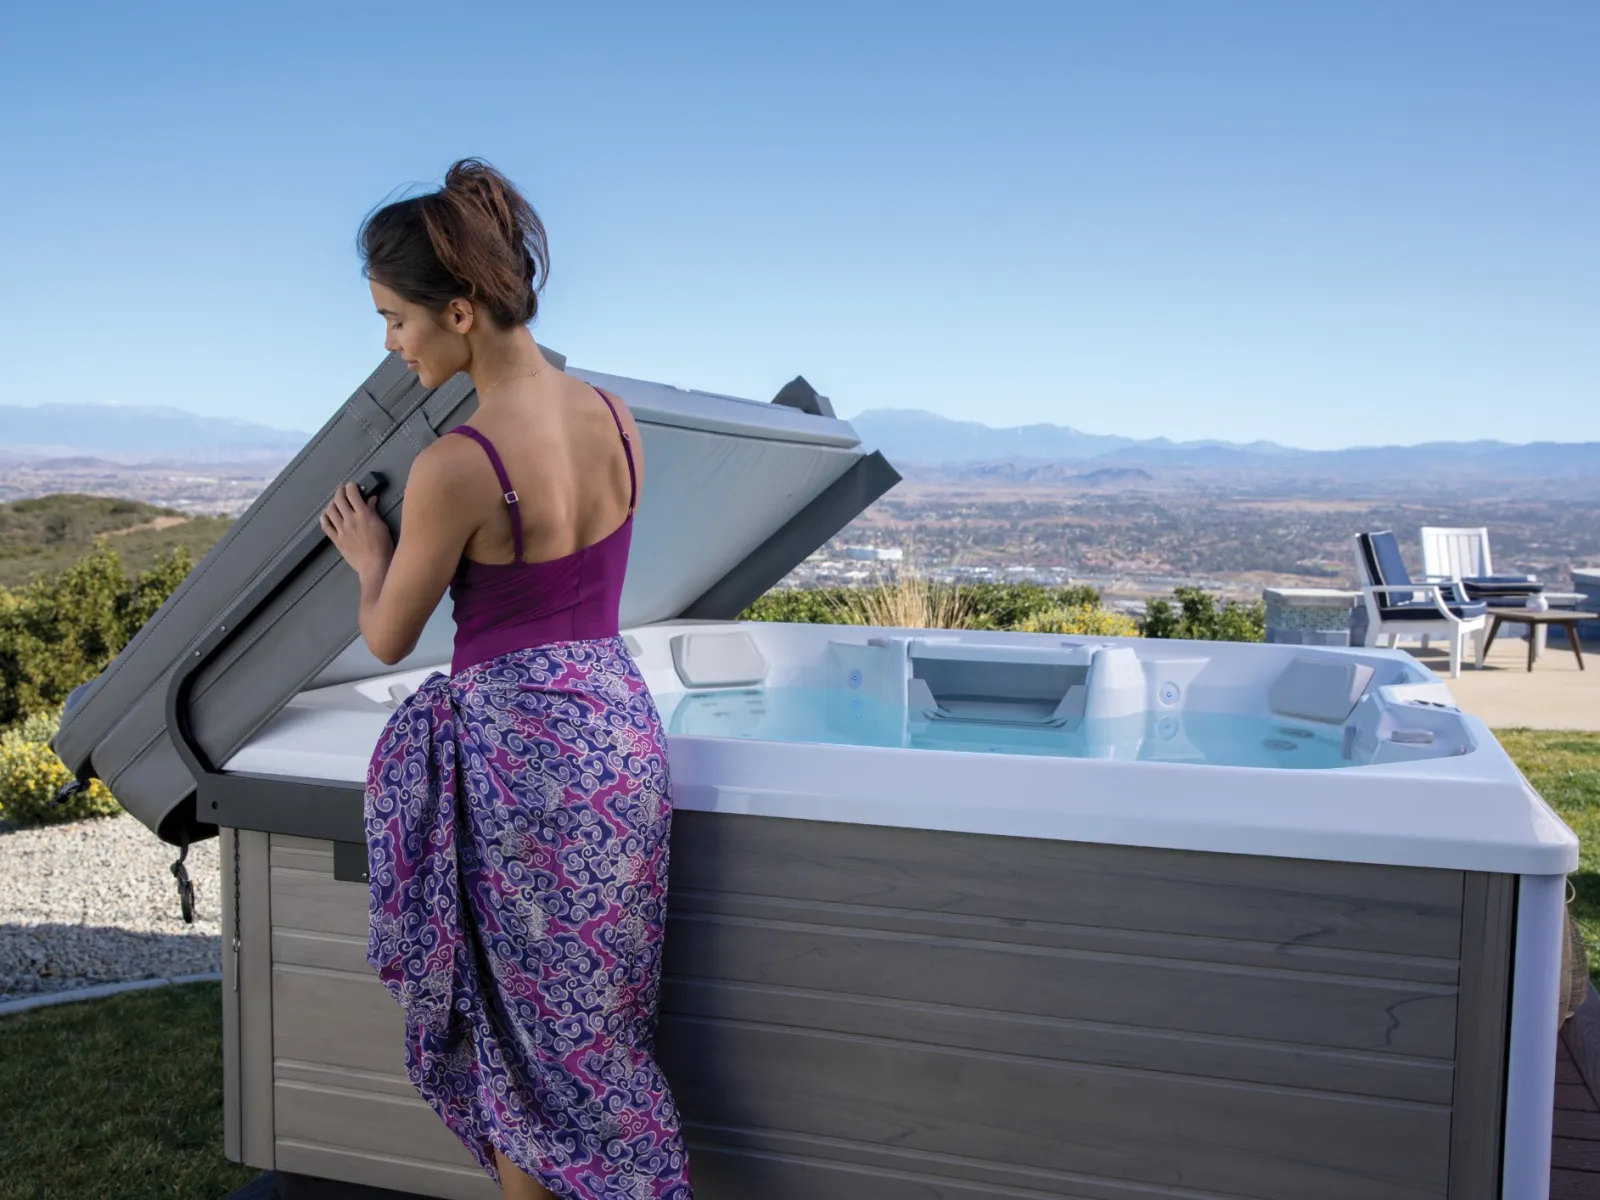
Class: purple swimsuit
363,385,694,1198
447,385,637,675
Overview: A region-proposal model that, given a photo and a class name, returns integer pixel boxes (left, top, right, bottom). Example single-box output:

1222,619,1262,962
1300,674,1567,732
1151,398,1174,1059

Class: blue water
662,686,1350,769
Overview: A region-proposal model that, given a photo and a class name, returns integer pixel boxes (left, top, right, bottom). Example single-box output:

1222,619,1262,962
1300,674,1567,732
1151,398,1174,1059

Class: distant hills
0,404,307,462
850,409,1599,482
3,402,1594,488
849,409,1295,464
0,494,231,588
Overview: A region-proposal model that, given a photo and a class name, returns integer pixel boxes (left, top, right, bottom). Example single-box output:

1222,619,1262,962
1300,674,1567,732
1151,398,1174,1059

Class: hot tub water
662,685,1350,769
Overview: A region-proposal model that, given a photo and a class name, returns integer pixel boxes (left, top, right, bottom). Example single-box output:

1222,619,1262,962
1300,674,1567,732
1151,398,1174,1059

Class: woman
320,159,693,1200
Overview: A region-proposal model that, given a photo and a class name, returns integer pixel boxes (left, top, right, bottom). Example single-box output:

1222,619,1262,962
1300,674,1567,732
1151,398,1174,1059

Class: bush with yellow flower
0,708,120,825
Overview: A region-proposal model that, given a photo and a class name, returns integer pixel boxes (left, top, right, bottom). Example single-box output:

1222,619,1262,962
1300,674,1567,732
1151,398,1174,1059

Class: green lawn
1497,729,1600,983
0,981,256,1200
1,730,1596,1199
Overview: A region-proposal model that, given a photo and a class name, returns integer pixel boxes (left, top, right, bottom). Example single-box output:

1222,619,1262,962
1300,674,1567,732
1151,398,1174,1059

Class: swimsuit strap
591,385,638,514
449,425,524,563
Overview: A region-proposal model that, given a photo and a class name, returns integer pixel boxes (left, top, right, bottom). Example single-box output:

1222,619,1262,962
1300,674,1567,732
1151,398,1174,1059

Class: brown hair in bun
359,158,549,328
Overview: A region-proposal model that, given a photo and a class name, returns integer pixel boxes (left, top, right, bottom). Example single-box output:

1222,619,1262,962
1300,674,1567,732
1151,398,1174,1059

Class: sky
0,2,1595,449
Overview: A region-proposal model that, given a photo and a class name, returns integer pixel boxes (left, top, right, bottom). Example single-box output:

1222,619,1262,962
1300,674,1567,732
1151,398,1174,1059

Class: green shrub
1016,603,1141,637
1141,585,1266,642
0,708,120,824
0,536,194,822
0,541,192,729
11,707,62,746
740,581,1105,632
741,588,851,625
963,582,1102,631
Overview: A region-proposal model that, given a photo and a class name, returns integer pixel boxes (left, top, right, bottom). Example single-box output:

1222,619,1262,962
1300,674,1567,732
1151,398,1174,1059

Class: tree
1140,585,1265,643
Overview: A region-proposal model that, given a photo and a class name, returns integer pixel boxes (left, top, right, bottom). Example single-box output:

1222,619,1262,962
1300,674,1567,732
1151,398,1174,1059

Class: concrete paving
1405,636,1599,731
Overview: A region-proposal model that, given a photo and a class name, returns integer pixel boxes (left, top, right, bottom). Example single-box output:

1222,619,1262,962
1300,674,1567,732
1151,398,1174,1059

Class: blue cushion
1367,531,1413,587
1460,575,1543,601
1383,599,1489,622
1358,531,1422,610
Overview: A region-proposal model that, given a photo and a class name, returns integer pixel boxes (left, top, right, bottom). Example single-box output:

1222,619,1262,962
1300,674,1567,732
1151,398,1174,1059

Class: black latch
51,776,88,809
171,828,196,924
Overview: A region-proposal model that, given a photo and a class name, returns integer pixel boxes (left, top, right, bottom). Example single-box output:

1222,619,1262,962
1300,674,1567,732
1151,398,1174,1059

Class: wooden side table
1482,609,1594,672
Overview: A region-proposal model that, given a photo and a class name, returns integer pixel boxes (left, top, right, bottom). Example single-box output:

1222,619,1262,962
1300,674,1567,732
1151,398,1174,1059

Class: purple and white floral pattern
364,636,693,1199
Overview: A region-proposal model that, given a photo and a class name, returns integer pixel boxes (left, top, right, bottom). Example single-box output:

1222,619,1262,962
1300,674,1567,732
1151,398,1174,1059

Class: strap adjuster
503,490,519,505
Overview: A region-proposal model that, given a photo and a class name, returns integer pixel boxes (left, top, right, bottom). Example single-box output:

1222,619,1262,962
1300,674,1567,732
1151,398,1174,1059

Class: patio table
1482,608,1595,672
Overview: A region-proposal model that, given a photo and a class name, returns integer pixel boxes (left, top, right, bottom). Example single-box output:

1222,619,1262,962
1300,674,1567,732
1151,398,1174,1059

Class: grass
0,732,1595,1198
0,981,256,1200
1496,729,1600,984
822,570,978,630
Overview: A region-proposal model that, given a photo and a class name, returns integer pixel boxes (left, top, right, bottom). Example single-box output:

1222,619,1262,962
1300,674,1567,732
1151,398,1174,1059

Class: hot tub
53,353,1576,1199
225,622,1576,1200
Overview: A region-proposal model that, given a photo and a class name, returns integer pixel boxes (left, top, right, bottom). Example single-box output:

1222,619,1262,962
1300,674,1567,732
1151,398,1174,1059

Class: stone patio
1406,636,1598,731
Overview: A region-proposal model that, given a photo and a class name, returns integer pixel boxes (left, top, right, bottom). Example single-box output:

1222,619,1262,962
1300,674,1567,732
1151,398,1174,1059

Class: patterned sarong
364,636,693,1198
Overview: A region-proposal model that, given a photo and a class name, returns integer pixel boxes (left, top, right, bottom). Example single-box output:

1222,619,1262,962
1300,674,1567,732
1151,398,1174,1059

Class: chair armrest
1361,583,1448,595
1360,583,1463,621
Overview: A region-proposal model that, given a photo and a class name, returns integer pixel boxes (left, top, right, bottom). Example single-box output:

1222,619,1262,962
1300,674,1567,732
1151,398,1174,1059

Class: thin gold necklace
477,363,545,398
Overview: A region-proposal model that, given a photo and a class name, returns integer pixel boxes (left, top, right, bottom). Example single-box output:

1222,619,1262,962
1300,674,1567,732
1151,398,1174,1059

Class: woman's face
370,279,470,389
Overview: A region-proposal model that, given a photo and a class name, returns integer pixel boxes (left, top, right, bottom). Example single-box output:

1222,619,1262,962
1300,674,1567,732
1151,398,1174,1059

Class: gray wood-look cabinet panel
275,1059,418,1101
659,1017,1451,1200
274,1140,496,1200
655,812,1502,1200
661,977,1456,1103
236,828,275,1170
672,888,1461,984
271,864,369,938
272,927,370,975
269,841,334,875
663,912,1459,1056
684,1130,1359,1200
273,963,407,1077
667,811,1465,958
274,1080,473,1169
1448,872,1516,1200
222,828,242,1164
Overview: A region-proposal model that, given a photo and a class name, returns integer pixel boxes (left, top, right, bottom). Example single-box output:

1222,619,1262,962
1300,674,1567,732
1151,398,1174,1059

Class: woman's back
444,375,642,674
450,373,642,567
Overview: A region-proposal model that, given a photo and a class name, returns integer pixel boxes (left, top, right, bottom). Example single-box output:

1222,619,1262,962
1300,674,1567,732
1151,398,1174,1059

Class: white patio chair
1420,526,1494,582
1352,532,1488,677
1419,525,1545,657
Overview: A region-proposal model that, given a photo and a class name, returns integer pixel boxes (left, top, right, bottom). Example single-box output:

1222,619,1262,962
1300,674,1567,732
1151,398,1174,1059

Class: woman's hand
320,482,394,580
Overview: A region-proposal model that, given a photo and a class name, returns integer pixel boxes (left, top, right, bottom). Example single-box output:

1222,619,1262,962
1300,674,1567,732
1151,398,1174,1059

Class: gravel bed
1,813,221,1000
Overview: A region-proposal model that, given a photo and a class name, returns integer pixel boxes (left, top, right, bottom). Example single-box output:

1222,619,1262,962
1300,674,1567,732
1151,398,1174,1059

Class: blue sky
1,2,1594,449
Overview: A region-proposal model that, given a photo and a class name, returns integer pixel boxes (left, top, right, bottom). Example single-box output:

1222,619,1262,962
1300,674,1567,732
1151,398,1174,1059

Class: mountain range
2,402,1594,484
850,409,1598,480
847,409,1296,463
0,403,308,462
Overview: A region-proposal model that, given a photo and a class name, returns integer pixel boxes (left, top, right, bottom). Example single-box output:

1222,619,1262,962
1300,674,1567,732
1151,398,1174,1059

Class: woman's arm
320,444,476,665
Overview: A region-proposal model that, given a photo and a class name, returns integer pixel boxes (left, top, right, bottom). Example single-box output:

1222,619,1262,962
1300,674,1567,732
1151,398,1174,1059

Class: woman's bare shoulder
587,383,641,440
412,430,494,491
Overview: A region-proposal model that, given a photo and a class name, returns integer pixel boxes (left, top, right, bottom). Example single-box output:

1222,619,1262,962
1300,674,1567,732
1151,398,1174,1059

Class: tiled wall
1265,596,1358,633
